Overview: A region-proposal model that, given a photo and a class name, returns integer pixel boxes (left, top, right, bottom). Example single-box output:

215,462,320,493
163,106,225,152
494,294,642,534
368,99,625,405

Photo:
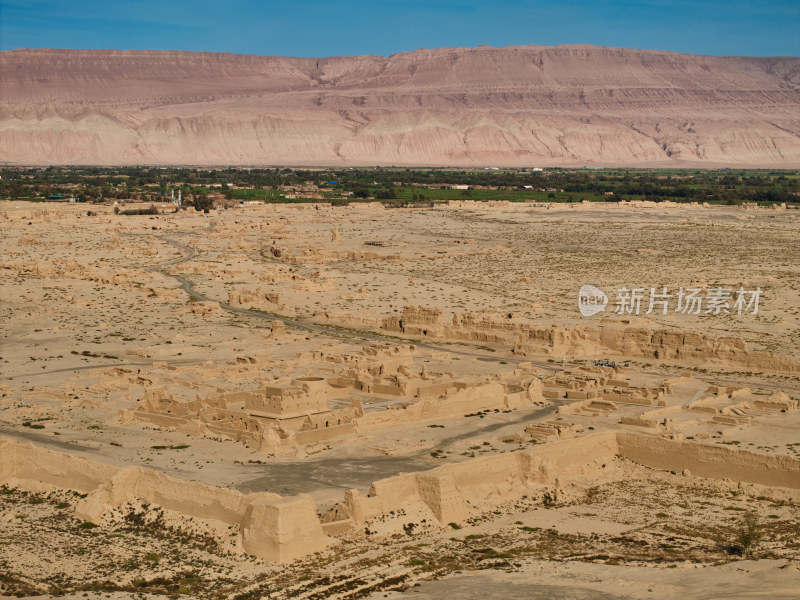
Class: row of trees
2,167,798,205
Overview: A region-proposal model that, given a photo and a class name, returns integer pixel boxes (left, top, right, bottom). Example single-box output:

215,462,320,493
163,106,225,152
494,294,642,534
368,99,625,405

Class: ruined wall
354,380,527,433
342,473,422,524
523,325,800,372
5,431,799,565
381,305,444,337
427,310,791,373
416,472,470,523
1,438,119,493
331,432,620,527
380,310,800,373
244,382,331,417
242,494,329,563
0,439,329,563
295,422,356,444
326,430,800,533
617,433,800,489
76,466,273,526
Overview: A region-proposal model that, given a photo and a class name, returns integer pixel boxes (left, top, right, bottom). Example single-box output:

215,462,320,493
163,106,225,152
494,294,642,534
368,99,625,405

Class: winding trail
152,229,800,393
0,426,98,454
151,227,558,368
5,223,794,395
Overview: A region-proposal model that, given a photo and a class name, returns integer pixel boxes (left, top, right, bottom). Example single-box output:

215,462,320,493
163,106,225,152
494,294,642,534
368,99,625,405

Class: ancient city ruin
2,196,799,598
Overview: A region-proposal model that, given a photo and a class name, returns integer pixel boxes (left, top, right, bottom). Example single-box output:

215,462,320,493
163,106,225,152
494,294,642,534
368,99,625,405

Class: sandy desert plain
1,197,800,599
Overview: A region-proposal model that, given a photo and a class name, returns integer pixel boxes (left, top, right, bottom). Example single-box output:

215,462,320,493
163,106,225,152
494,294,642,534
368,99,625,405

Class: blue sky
1,0,798,57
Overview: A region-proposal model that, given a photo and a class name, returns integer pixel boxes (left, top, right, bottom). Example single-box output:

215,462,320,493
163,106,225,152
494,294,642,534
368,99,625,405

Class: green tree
191,192,214,213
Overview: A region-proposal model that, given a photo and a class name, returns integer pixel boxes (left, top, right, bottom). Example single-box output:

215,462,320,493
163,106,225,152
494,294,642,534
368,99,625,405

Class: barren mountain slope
2,45,800,166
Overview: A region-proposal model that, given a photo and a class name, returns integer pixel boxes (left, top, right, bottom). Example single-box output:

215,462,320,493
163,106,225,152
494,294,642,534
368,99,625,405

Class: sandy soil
1,200,798,598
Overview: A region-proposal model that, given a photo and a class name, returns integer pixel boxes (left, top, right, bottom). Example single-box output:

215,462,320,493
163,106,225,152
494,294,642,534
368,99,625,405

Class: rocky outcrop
2,45,799,166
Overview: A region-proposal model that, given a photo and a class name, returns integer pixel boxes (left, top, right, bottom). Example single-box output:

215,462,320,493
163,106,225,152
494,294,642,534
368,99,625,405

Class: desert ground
1,199,799,598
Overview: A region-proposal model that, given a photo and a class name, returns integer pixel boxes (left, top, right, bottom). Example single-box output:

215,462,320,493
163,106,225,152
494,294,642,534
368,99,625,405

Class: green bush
736,511,762,557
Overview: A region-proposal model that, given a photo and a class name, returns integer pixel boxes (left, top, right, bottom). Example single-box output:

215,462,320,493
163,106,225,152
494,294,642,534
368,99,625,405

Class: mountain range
2,45,799,166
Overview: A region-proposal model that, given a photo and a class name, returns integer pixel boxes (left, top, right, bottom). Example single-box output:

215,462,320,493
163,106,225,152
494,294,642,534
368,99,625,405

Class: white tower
177,189,182,206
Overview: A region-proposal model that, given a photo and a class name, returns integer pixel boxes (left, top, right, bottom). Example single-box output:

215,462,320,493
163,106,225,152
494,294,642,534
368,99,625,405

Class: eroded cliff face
2,45,800,166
